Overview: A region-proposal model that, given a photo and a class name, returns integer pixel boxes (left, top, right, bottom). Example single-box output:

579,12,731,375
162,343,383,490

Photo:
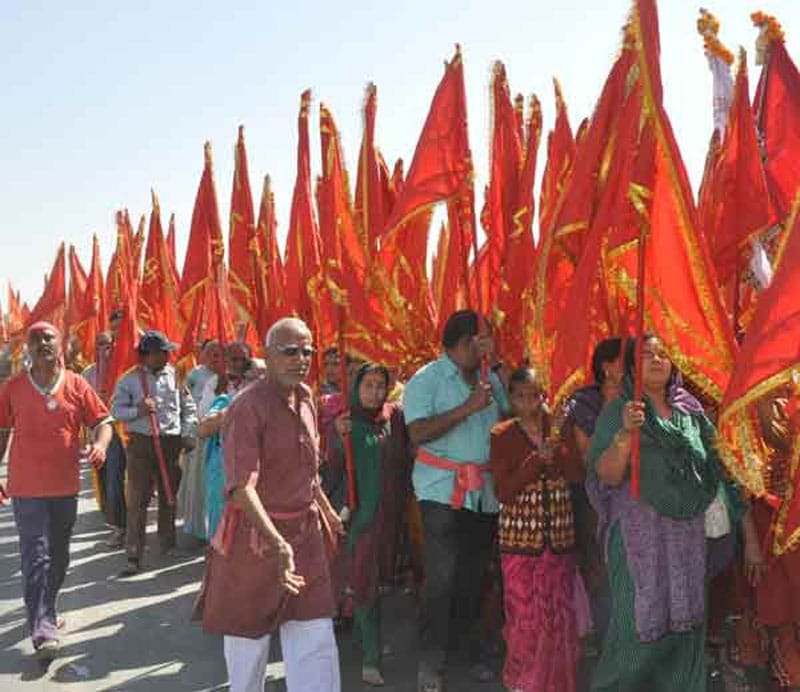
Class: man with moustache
0,322,112,659
196,317,343,692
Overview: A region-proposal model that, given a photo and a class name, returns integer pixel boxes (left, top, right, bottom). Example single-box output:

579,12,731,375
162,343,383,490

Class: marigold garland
752,11,785,45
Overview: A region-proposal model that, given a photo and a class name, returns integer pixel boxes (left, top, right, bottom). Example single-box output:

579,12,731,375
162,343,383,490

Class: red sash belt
416,447,488,509
211,503,312,557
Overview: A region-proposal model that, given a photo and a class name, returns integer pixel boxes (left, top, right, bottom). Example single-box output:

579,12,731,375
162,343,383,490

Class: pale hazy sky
1,0,799,304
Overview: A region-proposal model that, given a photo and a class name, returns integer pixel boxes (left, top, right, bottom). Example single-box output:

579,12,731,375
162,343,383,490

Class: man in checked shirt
112,330,197,576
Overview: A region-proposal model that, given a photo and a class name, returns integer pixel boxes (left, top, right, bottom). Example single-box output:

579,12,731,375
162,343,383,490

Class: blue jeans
12,496,78,647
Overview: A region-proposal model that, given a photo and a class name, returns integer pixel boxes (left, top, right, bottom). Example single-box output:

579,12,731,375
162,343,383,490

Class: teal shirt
403,354,509,513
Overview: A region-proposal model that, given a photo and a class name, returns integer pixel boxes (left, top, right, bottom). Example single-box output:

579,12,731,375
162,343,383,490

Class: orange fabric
71,236,106,366
706,56,778,294
139,195,181,340
228,126,259,329
26,244,66,334
284,90,324,353
538,80,577,248
754,40,800,220
255,175,285,337
416,447,487,510
382,48,475,247
0,370,109,497
551,1,736,408
178,143,235,351
316,103,398,364
353,84,387,259
719,201,800,534
106,210,138,316
65,245,88,339
532,40,636,392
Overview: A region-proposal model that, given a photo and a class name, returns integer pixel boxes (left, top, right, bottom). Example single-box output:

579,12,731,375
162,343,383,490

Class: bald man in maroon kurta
195,318,342,692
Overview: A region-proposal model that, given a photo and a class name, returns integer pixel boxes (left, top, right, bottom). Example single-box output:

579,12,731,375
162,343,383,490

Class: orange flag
551,0,736,409
531,38,637,389
131,215,146,286
317,102,405,364
165,213,180,289
752,13,800,222
228,126,259,327
354,84,387,259
284,90,325,347
255,175,285,335
497,93,542,366
7,285,24,338
718,196,800,553
71,235,107,365
539,80,577,245
475,62,525,319
139,191,181,340
27,243,67,331
179,143,235,352
106,210,137,315
382,47,476,250
707,51,778,309
379,46,477,343
66,245,88,338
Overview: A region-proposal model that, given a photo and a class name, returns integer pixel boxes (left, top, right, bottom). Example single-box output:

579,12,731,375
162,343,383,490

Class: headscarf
347,363,391,549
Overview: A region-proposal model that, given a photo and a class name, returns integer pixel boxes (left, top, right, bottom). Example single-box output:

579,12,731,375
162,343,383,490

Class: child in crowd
490,367,583,692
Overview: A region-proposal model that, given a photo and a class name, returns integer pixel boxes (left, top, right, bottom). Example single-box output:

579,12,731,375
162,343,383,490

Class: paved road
0,468,770,691
0,470,513,691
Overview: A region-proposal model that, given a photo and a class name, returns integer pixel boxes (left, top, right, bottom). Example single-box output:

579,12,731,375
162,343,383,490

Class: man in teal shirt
403,310,508,691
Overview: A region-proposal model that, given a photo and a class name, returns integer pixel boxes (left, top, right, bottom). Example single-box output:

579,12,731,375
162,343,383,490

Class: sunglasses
274,344,315,358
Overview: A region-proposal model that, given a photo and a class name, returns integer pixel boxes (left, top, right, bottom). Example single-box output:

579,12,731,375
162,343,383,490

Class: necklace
28,368,63,412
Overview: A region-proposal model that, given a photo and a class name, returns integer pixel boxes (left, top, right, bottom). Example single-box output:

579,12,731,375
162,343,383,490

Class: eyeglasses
274,344,315,359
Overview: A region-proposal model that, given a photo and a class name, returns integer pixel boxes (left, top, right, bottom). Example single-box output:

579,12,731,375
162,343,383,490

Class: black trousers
418,500,497,672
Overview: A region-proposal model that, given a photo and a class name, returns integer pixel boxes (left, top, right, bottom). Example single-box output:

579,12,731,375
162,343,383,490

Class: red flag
707,51,778,310
475,62,525,317
550,0,736,411
106,210,137,315
531,38,637,389
316,102,377,355
377,46,477,345
72,235,107,365
382,47,476,247
179,143,235,348
7,285,24,338
103,298,138,404
284,90,324,349
139,191,181,340
228,125,259,327
66,245,88,337
354,83,386,259
539,79,577,244
165,213,180,289
752,13,800,221
27,243,66,331
131,215,146,286
718,195,800,553
255,175,285,335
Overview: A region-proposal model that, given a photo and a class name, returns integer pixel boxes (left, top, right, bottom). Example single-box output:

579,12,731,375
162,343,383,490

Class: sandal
417,669,443,692
362,666,385,686
119,558,141,577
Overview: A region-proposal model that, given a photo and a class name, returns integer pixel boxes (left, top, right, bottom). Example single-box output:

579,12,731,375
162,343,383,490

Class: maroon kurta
195,379,335,638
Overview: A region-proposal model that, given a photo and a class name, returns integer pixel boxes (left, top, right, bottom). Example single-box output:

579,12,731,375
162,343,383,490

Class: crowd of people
0,309,798,692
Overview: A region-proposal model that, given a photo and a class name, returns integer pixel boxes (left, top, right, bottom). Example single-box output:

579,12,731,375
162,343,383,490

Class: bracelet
613,430,632,448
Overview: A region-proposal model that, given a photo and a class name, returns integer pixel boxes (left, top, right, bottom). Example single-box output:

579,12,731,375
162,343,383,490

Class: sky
1,0,799,305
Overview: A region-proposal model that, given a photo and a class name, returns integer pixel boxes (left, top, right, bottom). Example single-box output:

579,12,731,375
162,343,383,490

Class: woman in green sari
587,335,747,691
331,363,412,687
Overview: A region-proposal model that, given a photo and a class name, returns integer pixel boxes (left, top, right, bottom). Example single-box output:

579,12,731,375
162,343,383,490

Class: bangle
613,430,632,448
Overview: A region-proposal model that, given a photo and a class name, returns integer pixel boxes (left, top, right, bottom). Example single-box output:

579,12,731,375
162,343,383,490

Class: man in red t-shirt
0,322,112,660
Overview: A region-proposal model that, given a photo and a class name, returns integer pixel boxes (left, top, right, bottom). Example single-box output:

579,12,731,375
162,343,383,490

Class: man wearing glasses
196,317,343,692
